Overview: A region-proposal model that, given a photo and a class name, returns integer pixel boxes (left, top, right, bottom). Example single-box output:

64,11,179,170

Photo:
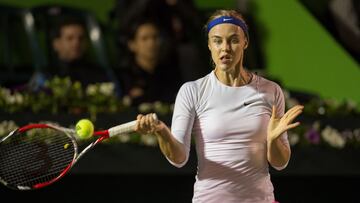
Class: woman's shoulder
256,73,283,91
180,72,213,92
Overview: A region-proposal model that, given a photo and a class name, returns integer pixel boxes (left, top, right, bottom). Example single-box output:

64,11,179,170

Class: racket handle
108,113,158,137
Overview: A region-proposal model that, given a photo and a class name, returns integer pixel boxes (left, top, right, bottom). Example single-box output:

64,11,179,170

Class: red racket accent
0,114,155,190
18,124,50,133
33,160,74,189
94,130,110,137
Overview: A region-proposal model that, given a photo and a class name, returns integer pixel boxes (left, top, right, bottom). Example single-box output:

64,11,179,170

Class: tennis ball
64,143,70,149
75,119,94,139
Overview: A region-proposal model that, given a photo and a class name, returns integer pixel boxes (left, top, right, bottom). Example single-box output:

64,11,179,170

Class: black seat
0,4,46,88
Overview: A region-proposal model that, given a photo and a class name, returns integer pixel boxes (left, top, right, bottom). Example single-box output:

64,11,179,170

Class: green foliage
0,77,359,148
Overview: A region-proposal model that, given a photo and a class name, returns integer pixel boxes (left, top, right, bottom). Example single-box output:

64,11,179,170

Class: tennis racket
0,113,158,190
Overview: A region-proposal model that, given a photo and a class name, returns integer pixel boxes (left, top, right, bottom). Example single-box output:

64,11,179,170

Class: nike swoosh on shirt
244,100,256,106
244,102,251,106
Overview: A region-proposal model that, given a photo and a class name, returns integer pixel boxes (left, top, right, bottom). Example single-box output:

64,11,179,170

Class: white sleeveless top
169,71,289,203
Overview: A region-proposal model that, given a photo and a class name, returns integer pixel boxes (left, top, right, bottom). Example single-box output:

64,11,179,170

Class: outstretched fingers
283,105,303,118
285,121,301,131
284,105,304,123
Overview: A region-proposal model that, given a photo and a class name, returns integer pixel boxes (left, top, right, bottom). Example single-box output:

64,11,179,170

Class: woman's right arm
135,114,187,165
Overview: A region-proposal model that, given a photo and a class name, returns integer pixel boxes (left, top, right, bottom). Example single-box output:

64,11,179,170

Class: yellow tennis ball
75,119,94,139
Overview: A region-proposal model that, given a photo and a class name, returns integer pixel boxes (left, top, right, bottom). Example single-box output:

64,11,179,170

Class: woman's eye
231,38,240,43
213,39,221,44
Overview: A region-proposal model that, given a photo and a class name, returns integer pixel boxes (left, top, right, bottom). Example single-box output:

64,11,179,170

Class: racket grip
108,113,158,137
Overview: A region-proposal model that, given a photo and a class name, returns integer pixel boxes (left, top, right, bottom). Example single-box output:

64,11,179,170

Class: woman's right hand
135,113,164,135
135,113,187,165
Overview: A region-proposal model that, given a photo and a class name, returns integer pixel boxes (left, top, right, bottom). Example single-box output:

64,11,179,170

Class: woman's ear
244,39,249,50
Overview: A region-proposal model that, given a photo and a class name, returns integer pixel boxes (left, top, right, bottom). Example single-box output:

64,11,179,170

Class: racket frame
0,114,157,190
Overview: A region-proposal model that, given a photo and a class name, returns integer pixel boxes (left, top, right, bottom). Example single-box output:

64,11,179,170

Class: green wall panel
254,0,360,103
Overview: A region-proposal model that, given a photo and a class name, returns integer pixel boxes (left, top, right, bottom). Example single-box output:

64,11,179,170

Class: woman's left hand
267,105,304,142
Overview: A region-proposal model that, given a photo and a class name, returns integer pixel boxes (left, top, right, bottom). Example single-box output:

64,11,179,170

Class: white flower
0,122,6,136
288,132,300,146
324,98,341,109
140,134,158,146
345,99,358,111
118,134,130,143
99,82,114,96
4,92,24,105
317,106,326,115
6,95,17,104
122,95,132,107
86,84,97,96
138,103,153,113
41,120,60,126
5,120,18,130
321,125,346,149
153,101,168,115
0,88,10,97
153,101,163,109
14,93,24,104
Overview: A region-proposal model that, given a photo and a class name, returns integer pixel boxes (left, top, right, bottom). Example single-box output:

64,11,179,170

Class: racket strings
0,128,75,189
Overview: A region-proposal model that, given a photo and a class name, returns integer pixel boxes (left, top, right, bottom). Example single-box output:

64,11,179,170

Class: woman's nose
221,41,231,51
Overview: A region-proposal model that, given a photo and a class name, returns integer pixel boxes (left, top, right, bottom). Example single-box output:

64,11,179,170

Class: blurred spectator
117,18,183,105
111,0,209,81
29,16,110,90
49,16,110,84
52,16,86,68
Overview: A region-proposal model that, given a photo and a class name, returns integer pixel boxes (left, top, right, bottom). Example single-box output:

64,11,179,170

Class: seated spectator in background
117,18,183,105
29,16,110,90
112,0,203,42
111,0,209,81
50,16,110,84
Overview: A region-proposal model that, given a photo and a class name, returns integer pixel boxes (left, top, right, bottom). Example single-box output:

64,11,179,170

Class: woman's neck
135,56,157,74
214,65,252,87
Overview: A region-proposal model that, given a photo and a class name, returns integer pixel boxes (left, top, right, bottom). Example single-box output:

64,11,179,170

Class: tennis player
136,9,304,203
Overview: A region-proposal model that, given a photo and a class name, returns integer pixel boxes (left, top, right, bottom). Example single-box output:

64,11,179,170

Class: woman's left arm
267,105,304,169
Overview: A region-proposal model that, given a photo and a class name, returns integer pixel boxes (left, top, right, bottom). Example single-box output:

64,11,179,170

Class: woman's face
208,23,247,72
129,23,161,61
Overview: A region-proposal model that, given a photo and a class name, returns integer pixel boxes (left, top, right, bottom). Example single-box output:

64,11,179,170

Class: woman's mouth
220,55,232,64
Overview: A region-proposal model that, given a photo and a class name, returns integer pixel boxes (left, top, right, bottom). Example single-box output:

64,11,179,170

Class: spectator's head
52,16,86,63
127,19,161,69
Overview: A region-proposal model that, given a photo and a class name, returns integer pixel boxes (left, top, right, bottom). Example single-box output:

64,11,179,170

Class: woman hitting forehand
135,9,304,203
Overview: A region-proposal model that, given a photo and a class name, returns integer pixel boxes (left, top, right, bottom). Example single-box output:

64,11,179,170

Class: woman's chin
216,64,234,72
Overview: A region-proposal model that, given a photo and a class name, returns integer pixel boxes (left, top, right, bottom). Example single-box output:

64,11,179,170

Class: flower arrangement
0,77,176,119
288,121,360,149
0,77,359,148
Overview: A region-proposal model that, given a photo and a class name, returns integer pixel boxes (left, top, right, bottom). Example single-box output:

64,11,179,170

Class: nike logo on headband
223,18,232,22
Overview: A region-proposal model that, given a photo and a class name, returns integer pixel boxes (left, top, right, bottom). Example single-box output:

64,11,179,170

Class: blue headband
207,16,249,39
